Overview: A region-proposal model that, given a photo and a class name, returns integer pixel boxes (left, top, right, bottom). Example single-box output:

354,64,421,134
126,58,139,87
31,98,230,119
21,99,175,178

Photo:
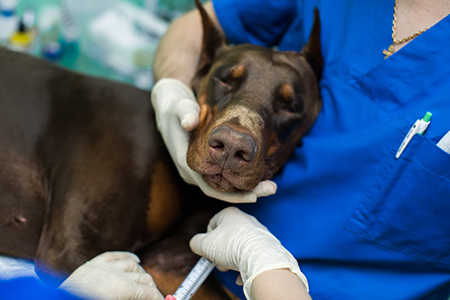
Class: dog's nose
208,126,257,170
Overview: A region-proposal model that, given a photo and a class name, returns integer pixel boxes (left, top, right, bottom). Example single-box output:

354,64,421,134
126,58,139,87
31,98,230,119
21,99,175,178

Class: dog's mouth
187,105,267,192
202,174,236,192
189,147,265,192
201,168,262,192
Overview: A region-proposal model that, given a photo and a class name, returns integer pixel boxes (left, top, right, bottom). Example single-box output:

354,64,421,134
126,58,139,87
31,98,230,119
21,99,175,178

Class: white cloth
0,255,37,280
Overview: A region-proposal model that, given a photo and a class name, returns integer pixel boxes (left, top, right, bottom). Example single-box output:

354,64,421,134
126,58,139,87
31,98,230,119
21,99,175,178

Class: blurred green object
157,0,197,19
12,0,195,87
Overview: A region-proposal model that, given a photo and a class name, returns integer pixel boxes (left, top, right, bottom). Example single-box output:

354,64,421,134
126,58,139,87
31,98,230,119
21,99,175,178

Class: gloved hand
59,252,163,300
151,78,277,203
189,207,308,299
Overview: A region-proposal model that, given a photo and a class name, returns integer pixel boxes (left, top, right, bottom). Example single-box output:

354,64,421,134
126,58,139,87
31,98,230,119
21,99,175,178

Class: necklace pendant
383,44,395,59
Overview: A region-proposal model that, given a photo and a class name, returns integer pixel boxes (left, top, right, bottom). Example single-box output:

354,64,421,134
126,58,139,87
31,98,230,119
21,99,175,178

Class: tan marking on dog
147,161,181,236
230,64,245,78
199,104,209,125
265,142,280,158
280,84,294,100
212,105,264,137
197,93,207,105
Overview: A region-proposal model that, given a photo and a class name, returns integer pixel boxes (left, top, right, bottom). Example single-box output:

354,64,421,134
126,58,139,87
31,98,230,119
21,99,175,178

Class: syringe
165,257,215,300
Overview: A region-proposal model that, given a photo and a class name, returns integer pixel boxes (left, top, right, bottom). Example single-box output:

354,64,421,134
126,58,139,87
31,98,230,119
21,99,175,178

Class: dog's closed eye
272,84,304,115
214,64,246,90
215,76,233,88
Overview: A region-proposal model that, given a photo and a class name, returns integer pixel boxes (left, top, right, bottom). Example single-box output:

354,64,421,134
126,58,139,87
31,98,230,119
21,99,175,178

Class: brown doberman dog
0,0,322,298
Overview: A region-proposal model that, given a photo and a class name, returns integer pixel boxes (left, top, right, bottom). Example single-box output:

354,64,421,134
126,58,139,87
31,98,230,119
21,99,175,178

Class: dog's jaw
187,105,266,192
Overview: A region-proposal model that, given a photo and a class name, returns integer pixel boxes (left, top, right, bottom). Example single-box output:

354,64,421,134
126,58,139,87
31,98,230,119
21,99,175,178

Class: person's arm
251,269,311,300
152,1,221,86
189,207,310,300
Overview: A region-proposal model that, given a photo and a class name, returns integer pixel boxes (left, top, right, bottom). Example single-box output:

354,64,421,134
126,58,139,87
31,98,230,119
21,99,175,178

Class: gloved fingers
130,272,157,287
108,258,147,273
206,207,258,232
207,189,257,203
205,206,241,232
125,271,164,300
90,251,140,264
216,265,230,272
173,98,200,131
192,173,258,203
132,285,165,300
151,78,196,111
189,234,231,272
251,180,277,197
189,233,207,257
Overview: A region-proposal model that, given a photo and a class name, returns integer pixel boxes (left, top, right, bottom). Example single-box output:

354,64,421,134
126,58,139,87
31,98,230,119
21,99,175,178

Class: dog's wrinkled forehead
223,48,312,83
214,46,303,77
210,104,264,131
203,52,317,135
206,45,311,104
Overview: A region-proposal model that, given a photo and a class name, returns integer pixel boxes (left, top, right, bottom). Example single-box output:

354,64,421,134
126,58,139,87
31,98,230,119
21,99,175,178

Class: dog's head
187,0,322,192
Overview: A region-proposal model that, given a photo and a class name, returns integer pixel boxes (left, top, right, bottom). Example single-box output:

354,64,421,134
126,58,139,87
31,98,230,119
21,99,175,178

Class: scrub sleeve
213,0,450,299
0,277,82,299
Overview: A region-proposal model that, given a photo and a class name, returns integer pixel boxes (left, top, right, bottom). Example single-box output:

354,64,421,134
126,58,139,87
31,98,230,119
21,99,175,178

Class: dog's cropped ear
194,0,227,74
300,8,322,81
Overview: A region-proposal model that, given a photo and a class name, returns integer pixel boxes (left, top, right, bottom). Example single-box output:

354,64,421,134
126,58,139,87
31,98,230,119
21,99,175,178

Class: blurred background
0,0,202,90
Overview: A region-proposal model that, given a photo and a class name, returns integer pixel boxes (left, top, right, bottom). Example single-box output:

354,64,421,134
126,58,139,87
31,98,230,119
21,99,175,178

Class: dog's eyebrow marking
230,64,245,78
198,94,207,105
199,104,209,124
280,84,294,100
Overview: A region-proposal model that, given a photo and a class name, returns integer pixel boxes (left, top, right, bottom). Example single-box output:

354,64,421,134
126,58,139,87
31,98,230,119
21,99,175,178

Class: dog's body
0,45,224,296
0,1,322,298
0,45,181,270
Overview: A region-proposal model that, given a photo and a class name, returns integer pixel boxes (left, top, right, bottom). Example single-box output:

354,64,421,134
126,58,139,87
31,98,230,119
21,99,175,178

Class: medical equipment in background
0,0,185,90
84,1,168,88
0,0,19,43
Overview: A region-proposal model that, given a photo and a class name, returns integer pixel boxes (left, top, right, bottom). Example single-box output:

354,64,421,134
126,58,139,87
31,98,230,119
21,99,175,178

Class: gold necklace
383,0,430,58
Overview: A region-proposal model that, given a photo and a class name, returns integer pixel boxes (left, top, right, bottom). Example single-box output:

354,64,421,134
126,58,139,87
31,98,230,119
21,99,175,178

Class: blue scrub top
0,277,82,299
213,0,450,299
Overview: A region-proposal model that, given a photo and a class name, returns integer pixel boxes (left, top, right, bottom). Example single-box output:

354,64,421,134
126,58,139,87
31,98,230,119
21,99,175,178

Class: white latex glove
189,207,308,299
151,78,277,203
60,252,163,300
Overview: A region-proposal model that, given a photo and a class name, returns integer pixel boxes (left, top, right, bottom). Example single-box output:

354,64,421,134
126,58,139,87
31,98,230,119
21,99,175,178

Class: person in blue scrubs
151,0,450,299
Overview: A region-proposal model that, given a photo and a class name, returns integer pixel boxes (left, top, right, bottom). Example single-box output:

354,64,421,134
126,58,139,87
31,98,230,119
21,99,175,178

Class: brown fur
0,1,322,298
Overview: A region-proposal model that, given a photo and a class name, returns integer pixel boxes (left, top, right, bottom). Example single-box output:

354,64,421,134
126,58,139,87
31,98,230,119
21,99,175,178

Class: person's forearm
251,269,312,300
152,1,220,87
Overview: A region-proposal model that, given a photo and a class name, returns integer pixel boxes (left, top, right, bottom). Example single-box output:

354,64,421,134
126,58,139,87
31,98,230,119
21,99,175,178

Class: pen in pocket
396,112,432,159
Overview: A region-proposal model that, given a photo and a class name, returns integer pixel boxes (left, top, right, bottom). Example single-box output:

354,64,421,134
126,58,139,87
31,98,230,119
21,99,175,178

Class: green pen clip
396,111,432,159
419,111,432,135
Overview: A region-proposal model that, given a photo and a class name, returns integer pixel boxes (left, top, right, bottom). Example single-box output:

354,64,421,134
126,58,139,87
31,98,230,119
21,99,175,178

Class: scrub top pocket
346,133,450,268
